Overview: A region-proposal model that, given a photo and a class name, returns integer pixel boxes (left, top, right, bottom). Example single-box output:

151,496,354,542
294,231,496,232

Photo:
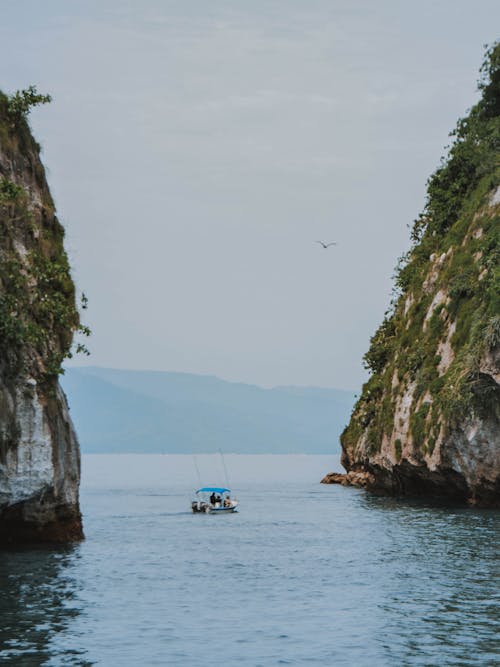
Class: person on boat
215,495,222,507
210,492,216,506
224,495,231,507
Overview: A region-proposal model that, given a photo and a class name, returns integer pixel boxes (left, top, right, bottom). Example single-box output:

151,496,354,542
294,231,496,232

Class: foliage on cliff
0,89,88,381
342,43,500,460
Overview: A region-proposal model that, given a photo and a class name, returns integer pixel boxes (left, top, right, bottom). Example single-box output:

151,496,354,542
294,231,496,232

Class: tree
7,85,52,123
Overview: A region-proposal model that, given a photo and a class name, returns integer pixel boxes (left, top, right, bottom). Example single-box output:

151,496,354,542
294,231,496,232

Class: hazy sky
1,1,498,389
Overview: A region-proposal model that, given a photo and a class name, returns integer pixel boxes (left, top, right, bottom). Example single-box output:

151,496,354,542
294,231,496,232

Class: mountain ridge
62,366,354,454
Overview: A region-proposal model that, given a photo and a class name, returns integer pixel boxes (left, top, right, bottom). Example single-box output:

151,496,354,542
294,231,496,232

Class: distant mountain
61,367,355,454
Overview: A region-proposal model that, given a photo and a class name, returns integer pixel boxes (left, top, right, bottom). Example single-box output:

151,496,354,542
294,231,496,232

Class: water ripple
1,456,499,666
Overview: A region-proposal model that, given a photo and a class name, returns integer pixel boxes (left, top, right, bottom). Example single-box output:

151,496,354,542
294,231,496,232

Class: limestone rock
0,92,83,543
336,46,500,507
320,471,374,487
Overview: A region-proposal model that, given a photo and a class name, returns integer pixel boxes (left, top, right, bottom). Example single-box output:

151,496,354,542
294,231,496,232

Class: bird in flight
315,241,338,249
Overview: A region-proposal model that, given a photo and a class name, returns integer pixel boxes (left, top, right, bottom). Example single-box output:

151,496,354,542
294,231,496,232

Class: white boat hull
191,502,239,514
206,505,238,514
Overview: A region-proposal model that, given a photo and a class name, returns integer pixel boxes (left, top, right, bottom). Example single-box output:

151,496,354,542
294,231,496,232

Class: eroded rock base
321,464,500,508
0,502,83,545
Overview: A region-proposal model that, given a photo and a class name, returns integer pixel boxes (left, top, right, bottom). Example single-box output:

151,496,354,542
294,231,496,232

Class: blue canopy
196,487,230,494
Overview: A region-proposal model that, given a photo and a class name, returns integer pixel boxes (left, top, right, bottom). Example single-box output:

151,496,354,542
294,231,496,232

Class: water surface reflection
1,456,498,666
0,546,92,666
359,494,500,666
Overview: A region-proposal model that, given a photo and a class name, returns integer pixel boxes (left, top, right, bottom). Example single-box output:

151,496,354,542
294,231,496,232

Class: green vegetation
410,402,431,450
0,88,89,381
341,42,500,458
0,177,25,204
394,438,402,461
7,86,52,123
363,314,396,375
411,42,500,242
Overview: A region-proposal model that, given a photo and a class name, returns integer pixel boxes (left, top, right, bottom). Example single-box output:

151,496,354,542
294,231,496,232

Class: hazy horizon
2,1,499,390
65,362,358,391
62,366,355,453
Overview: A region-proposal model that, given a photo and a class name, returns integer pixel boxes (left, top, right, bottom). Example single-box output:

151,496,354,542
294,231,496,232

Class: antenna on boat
219,448,230,489
192,454,203,489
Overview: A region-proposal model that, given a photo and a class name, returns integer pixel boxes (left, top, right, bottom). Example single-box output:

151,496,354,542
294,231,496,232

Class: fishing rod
219,448,230,489
192,454,203,489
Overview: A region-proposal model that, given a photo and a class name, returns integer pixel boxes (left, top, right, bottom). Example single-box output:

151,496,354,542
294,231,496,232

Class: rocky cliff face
0,92,83,542
331,45,500,506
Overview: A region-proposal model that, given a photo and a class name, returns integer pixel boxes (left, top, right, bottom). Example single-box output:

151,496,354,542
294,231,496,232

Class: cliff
325,44,500,506
0,90,83,542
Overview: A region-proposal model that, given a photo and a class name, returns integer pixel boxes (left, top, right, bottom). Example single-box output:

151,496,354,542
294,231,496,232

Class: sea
0,454,499,666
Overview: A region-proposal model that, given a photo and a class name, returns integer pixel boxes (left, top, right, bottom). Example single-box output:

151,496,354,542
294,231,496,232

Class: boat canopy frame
195,487,231,494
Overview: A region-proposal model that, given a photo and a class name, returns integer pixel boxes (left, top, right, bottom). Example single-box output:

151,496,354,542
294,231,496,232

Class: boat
191,487,238,514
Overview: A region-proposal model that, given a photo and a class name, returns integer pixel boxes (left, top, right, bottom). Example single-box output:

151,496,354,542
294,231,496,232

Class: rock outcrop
0,91,83,542
325,44,500,506
320,471,374,488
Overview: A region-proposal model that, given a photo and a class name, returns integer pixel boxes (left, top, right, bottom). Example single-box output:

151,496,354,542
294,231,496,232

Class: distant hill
61,367,355,454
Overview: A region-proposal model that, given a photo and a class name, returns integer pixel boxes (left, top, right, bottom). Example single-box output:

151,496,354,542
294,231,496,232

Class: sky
1,1,498,390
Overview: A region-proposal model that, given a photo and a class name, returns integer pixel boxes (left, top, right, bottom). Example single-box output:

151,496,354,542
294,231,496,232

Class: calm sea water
1,454,499,666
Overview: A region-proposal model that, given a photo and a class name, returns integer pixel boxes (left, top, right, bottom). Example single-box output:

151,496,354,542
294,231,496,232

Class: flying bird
315,241,338,249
